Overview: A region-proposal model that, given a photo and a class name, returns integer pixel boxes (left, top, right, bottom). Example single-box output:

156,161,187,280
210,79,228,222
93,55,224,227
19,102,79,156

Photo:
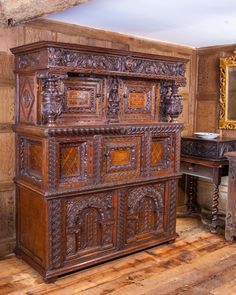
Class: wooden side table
181,136,236,233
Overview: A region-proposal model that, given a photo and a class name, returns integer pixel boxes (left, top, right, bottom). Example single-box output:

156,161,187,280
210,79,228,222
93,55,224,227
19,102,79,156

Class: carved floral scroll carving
47,47,186,81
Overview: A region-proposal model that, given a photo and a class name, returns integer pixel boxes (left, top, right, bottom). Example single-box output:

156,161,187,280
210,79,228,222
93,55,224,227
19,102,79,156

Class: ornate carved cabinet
11,41,186,282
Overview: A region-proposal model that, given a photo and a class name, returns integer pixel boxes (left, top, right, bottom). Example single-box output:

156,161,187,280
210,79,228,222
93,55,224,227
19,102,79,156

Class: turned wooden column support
186,175,198,213
37,72,68,125
209,168,222,234
160,81,185,122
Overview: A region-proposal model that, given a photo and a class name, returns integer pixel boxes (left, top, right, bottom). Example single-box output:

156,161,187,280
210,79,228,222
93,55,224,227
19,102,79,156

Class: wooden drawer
101,136,142,183
180,161,214,179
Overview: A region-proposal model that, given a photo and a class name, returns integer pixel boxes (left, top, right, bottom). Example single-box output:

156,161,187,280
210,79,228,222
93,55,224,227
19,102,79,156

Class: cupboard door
57,138,93,189
149,135,175,176
101,136,142,183
62,191,117,264
120,79,159,123
125,184,165,245
59,76,105,124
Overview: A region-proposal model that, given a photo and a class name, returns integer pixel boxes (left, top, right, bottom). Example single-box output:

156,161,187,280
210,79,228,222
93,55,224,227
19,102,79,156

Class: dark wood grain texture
11,41,186,282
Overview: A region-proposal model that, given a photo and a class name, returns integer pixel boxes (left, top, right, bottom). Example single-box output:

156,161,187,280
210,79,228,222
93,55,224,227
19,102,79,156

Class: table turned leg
210,184,219,234
186,175,198,213
210,168,221,234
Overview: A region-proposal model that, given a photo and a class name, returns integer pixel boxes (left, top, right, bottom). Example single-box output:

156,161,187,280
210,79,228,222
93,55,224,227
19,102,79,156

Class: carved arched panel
126,184,164,244
64,192,116,261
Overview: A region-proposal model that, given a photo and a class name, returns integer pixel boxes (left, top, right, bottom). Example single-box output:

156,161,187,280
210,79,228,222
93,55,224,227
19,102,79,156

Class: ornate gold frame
219,50,236,129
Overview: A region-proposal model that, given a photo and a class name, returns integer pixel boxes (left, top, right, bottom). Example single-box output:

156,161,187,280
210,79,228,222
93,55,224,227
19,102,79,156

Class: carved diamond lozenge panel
19,76,36,124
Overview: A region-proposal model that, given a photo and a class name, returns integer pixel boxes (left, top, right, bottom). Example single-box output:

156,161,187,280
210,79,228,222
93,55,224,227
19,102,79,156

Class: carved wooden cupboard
11,41,187,282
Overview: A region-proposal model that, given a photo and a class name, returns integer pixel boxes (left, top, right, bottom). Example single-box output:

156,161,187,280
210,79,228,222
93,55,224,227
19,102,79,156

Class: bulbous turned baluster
160,81,184,123
210,184,219,233
37,72,68,125
165,83,183,123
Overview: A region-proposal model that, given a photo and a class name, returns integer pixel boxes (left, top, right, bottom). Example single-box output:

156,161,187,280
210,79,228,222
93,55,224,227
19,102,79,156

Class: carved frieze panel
61,76,104,122
19,76,36,124
64,192,116,260
181,138,236,160
58,140,92,185
126,184,165,244
46,47,186,82
102,136,141,182
120,79,158,122
19,137,43,185
16,51,41,70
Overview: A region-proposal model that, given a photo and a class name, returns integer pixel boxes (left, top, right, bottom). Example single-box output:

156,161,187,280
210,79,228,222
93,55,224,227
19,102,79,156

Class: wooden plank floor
1,217,236,295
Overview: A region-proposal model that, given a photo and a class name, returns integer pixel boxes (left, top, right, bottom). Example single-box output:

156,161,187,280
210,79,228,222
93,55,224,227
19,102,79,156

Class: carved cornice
11,41,187,84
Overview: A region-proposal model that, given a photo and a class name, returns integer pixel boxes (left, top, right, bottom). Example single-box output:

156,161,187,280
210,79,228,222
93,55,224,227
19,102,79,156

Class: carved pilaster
160,81,184,123
107,76,120,123
37,72,68,125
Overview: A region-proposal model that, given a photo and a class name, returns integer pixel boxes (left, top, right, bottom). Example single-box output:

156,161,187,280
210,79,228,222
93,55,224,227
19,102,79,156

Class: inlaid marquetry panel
19,75,36,124
151,140,163,165
150,136,173,174
19,137,42,185
120,79,158,122
64,191,116,261
61,76,104,123
125,184,165,244
102,136,141,182
59,140,92,185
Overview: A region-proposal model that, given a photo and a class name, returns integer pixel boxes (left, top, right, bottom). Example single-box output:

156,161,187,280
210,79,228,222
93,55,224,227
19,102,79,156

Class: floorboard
1,218,236,295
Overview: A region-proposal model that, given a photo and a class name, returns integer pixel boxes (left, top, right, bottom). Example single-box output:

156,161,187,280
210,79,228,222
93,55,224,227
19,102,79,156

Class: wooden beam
0,0,89,26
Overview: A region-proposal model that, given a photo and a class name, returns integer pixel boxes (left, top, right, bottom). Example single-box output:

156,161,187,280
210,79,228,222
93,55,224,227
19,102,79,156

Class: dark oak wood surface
11,41,186,282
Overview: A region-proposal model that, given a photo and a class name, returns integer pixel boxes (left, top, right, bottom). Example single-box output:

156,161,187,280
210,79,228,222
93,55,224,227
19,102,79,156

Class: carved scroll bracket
37,72,68,125
160,81,185,123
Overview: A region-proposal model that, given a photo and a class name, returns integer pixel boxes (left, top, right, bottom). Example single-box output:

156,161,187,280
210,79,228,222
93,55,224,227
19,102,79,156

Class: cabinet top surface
182,135,236,143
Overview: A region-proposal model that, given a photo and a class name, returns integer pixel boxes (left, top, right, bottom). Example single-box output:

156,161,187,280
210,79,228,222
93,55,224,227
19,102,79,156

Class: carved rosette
107,76,120,123
37,72,68,125
160,81,184,122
